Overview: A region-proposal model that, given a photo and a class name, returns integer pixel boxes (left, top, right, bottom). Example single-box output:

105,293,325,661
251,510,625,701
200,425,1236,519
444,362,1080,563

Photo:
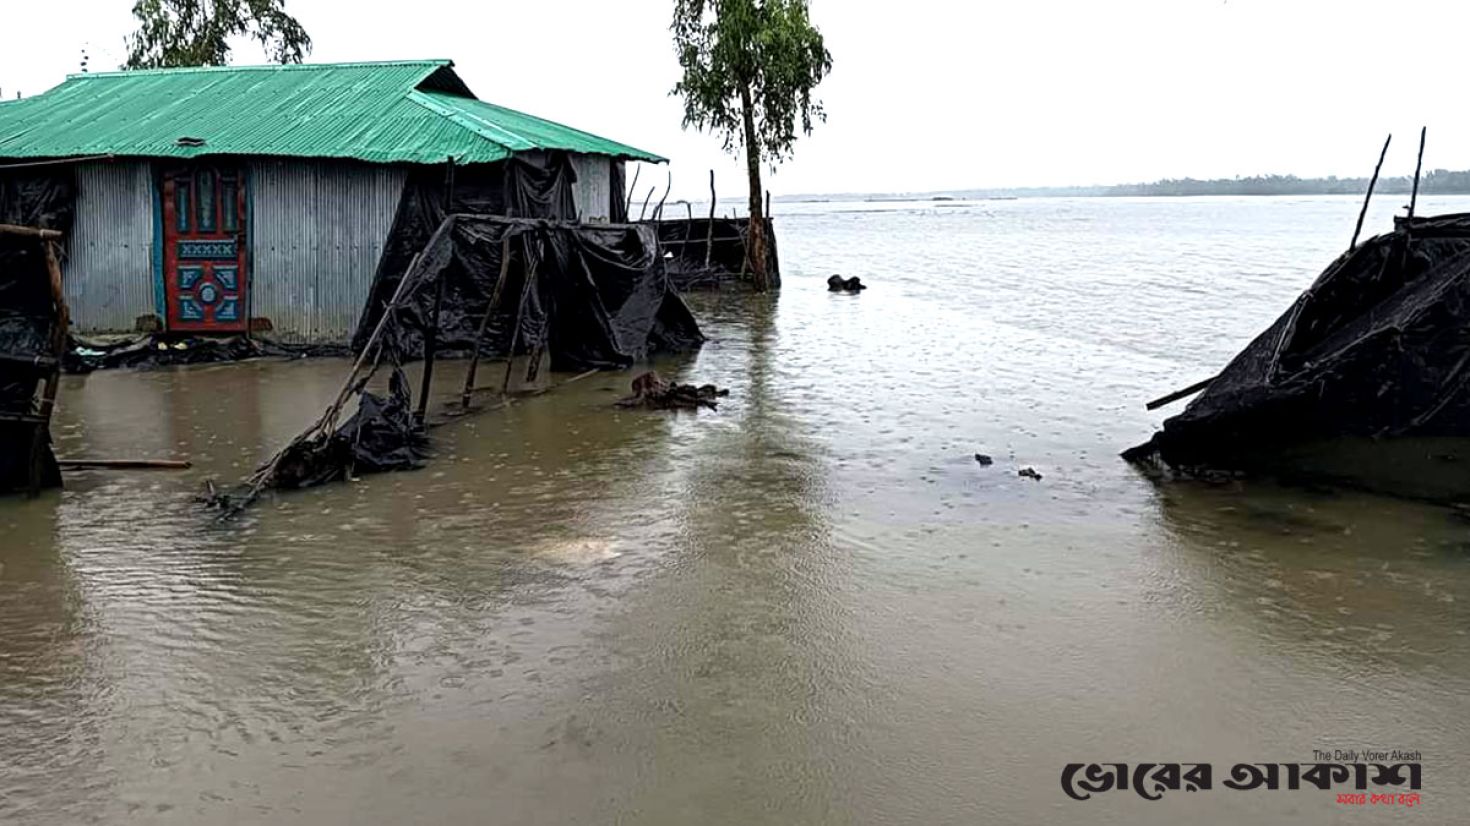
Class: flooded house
0,59,662,344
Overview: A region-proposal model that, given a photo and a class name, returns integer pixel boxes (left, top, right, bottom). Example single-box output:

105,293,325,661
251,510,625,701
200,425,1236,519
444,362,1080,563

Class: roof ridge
69,59,453,80
417,90,664,162
406,90,532,153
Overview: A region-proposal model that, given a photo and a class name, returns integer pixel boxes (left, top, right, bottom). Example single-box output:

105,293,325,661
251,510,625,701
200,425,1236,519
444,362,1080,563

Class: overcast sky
1,1,1464,200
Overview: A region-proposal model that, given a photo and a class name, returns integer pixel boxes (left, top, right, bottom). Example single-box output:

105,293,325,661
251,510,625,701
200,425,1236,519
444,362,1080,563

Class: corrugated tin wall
66,161,155,332
249,160,406,343
571,154,612,222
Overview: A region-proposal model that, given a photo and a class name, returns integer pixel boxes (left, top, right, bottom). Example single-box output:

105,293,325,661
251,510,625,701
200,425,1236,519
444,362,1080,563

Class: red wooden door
161,166,248,332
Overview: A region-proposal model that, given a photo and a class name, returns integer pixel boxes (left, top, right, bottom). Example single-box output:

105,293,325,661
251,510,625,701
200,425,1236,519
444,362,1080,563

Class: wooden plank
56,458,192,470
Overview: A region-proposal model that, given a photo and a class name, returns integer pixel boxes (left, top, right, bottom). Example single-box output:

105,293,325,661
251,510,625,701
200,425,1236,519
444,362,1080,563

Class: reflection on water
2,195,1468,824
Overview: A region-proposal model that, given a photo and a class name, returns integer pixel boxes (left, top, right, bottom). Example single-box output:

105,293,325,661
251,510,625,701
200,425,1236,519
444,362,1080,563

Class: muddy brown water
2,196,1468,823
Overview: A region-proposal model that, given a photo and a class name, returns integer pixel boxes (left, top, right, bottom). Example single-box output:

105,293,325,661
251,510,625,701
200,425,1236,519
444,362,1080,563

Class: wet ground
2,196,1467,823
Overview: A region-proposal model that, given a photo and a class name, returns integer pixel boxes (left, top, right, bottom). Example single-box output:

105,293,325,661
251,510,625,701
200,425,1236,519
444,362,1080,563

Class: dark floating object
615,371,728,410
1018,467,1043,481
973,453,994,466
827,274,867,292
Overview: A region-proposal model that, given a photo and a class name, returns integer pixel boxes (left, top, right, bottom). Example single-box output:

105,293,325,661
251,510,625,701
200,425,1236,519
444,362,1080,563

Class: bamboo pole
1349,134,1391,250
460,232,518,408
0,224,62,240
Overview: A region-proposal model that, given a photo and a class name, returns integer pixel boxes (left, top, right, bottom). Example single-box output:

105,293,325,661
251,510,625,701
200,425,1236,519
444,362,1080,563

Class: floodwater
3,195,1468,824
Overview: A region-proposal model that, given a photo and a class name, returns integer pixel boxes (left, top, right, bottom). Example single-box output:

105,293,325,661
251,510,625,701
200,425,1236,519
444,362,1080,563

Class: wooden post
705,170,717,270
624,164,641,219
501,260,540,396
443,156,457,213
36,240,67,421
1349,133,1392,250
28,238,68,496
1407,126,1427,223
415,272,446,422
638,186,655,221
460,233,518,408
652,168,671,222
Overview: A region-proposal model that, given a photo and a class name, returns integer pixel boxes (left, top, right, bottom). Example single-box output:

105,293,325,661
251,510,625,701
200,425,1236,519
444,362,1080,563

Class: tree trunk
739,83,769,292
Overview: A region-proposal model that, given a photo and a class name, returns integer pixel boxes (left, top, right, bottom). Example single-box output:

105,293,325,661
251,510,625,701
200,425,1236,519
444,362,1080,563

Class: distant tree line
1101,170,1470,197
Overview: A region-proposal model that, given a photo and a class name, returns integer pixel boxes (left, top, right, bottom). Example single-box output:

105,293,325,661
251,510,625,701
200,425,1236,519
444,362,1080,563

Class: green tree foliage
672,0,831,291
125,0,311,69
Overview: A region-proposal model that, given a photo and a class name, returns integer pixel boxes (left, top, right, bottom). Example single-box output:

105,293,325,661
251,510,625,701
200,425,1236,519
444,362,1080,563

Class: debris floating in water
1018,467,1043,481
615,371,728,410
973,453,994,466
827,274,867,292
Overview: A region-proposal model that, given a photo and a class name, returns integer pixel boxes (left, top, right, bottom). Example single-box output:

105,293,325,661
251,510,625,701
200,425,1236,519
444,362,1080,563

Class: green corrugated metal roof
0,60,663,165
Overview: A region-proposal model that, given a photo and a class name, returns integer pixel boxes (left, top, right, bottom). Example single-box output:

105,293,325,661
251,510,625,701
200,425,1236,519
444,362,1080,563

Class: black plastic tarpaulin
353,214,705,369
361,154,579,350
653,216,780,290
0,167,73,493
1126,213,1470,476
214,213,705,513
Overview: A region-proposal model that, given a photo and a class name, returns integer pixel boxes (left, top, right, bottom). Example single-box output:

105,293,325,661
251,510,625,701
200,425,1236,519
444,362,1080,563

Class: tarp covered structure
0,169,73,493
354,214,705,367
1126,213,1470,474
210,213,705,512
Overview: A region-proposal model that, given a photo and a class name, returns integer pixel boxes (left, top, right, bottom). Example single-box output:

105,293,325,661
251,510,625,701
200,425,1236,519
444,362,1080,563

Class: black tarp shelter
1127,213,1470,478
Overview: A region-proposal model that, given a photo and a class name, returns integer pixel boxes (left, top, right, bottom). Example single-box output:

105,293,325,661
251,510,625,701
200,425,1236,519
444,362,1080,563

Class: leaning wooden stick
1349,134,1391,250
1407,126,1427,223
500,260,540,396
460,233,518,408
1145,376,1216,411
624,164,641,218
236,250,423,505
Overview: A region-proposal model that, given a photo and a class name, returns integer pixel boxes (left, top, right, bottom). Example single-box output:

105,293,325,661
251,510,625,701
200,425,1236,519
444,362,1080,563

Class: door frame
152,162,252,333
